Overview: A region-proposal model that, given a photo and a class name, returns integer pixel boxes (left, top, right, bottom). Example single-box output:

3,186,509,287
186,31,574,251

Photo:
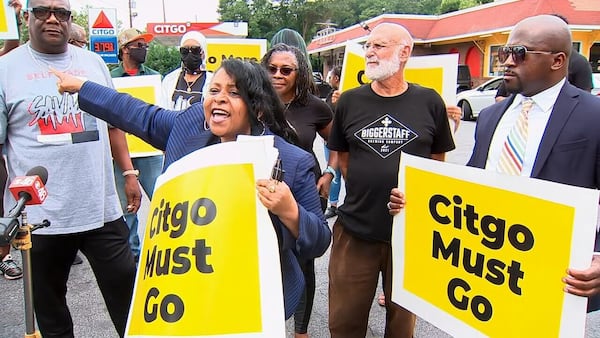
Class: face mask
182,53,203,72
128,48,147,64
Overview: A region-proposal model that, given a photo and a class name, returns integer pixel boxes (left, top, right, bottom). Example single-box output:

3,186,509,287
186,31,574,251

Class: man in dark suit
467,14,600,312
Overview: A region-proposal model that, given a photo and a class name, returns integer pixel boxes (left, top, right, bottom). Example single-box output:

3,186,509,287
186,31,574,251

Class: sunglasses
28,7,72,22
497,45,557,64
180,46,203,56
267,65,297,76
127,42,149,50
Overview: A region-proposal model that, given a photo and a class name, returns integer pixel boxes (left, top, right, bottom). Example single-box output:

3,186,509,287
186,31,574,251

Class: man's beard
365,52,401,81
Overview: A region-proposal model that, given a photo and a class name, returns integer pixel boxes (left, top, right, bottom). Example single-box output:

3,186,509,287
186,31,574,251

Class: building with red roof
308,0,600,83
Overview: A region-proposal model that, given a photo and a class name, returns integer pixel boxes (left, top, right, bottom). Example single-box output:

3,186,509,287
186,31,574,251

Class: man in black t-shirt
327,23,455,338
568,49,593,92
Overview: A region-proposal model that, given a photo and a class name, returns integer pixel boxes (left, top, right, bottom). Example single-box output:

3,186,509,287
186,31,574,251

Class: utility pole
128,0,133,27
128,0,138,28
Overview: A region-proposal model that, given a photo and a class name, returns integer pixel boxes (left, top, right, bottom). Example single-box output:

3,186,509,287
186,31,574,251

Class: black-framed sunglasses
127,42,149,50
28,7,72,22
497,45,557,64
267,65,297,76
180,46,203,56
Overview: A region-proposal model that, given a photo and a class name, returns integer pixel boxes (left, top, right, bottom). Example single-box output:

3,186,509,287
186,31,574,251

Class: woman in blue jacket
53,59,331,319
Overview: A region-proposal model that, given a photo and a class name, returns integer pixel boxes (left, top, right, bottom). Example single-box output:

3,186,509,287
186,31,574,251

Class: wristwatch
122,169,139,177
323,165,337,181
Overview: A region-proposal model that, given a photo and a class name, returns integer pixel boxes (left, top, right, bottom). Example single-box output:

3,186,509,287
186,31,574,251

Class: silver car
592,73,600,97
457,77,503,121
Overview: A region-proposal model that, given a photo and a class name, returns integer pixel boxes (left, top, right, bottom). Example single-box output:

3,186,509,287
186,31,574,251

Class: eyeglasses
362,42,405,51
267,65,297,76
127,42,149,50
180,46,203,56
497,45,557,64
28,7,72,22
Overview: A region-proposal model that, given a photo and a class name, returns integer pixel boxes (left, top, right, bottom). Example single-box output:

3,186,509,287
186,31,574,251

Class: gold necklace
184,73,202,93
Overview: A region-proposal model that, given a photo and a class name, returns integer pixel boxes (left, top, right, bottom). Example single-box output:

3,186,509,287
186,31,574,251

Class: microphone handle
7,196,29,219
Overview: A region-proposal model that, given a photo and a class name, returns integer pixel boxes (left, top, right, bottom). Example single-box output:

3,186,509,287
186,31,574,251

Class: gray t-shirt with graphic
0,43,122,234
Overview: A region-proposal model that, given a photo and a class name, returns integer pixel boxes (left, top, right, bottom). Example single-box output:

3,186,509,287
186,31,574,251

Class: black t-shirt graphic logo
354,114,418,159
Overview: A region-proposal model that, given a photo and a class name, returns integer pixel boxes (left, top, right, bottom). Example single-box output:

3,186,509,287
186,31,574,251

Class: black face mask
182,53,203,72
129,48,147,64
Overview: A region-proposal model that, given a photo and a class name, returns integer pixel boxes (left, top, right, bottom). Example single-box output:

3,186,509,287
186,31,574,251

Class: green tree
216,0,488,43
218,0,251,22
218,0,278,40
439,0,461,14
145,42,181,76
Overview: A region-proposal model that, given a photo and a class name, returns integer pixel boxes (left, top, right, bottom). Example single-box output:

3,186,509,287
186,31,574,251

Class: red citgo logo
92,11,113,29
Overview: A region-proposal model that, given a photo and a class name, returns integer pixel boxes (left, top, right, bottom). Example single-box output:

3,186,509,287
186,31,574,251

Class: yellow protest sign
339,42,368,93
392,153,599,338
339,42,458,104
0,0,19,40
112,75,163,157
126,139,285,337
205,38,267,72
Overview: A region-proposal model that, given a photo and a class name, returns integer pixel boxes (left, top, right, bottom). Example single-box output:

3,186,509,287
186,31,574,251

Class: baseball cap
118,28,154,48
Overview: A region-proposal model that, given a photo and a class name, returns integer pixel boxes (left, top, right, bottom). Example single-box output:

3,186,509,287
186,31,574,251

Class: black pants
293,197,325,333
294,258,316,334
31,218,136,338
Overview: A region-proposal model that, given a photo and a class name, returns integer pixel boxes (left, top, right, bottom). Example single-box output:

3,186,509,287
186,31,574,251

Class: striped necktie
497,98,533,175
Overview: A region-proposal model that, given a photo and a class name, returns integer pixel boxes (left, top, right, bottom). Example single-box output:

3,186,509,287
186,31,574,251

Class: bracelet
323,165,337,181
122,169,139,177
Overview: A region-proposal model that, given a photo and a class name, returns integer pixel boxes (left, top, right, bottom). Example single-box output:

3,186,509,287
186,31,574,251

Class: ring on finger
386,202,392,210
268,185,276,193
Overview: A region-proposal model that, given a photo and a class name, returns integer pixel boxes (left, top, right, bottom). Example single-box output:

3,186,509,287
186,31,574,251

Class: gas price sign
90,35,118,64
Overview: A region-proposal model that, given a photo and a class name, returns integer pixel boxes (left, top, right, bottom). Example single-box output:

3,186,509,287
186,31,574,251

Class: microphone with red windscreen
7,166,49,218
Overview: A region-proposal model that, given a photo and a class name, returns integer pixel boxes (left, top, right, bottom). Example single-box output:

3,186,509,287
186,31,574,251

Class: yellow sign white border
205,38,267,72
126,138,285,337
112,75,163,157
339,41,458,105
392,153,599,338
0,1,19,40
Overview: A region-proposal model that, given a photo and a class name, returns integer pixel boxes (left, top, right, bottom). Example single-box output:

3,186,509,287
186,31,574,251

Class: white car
592,73,600,97
457,77,504,121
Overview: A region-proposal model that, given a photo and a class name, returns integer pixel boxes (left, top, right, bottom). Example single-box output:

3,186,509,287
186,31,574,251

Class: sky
69,0,220,30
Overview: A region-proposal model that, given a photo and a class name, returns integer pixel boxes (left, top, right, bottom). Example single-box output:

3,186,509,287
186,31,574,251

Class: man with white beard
327,22,455,338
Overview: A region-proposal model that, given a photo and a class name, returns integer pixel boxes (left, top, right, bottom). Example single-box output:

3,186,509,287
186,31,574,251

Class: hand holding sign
387,187,406,216
256,178,300,238
564,255,600,298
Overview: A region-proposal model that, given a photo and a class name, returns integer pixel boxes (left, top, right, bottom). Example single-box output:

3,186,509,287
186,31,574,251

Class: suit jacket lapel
531,83,578,177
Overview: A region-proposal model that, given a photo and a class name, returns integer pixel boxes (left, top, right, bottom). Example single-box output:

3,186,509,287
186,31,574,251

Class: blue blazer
79,81,332,319
467,82,600,312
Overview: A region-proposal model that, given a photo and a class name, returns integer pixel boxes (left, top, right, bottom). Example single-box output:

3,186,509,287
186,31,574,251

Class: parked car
313,71,324,83
592,73,600,97
457,64,473,93
457,77,504,121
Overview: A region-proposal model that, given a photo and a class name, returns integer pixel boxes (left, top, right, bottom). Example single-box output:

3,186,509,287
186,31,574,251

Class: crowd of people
1,0,599,337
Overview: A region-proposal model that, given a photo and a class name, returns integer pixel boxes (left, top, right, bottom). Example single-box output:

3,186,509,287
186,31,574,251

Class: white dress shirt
485,78,566,176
